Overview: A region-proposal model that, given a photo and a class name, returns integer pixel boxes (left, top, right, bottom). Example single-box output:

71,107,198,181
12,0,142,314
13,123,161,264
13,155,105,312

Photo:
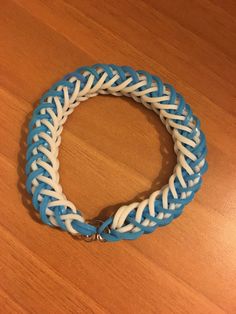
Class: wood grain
0,0,236,313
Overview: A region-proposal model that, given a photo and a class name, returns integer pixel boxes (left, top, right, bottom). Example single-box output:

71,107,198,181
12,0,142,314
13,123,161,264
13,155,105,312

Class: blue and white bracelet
26,64,207,242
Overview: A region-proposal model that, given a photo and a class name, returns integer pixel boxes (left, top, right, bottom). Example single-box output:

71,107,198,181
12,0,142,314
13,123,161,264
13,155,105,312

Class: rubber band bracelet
26,64,207,242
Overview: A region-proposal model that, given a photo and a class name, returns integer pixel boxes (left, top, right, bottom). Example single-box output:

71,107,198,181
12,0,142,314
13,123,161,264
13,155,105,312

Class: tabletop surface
1,0,236,313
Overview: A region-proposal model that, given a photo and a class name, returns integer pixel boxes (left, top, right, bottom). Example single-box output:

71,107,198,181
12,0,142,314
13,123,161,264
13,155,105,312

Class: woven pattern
26,64,207,242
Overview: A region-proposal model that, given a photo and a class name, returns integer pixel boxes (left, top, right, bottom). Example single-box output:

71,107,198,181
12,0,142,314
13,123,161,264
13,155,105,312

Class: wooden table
1,1,235,313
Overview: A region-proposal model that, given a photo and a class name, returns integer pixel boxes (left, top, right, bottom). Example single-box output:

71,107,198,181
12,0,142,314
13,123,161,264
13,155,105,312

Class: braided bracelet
26,64,207,242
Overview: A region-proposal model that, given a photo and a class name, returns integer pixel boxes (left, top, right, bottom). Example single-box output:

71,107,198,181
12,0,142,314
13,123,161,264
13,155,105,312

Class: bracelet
26,64,207,242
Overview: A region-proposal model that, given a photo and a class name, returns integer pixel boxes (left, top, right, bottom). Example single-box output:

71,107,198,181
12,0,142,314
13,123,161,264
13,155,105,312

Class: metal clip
80,219,110,242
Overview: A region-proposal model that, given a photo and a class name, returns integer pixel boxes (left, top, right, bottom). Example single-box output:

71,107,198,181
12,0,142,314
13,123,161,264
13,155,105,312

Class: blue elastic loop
33,183,49,210
53,206,68,231
92,64,114,82
109,64,126,85
39,196,52,226
26,168,44,193
26,139,45,160
151,75,164,97
71,220,97,236
126,217,158,234
25,153,45,175
63,71,86,83
136,70,153,97
121,66,139,85
27,126,47,145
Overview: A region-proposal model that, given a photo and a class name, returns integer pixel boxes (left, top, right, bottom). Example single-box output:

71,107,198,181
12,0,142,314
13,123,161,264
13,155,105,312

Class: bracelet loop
26,64,207,242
